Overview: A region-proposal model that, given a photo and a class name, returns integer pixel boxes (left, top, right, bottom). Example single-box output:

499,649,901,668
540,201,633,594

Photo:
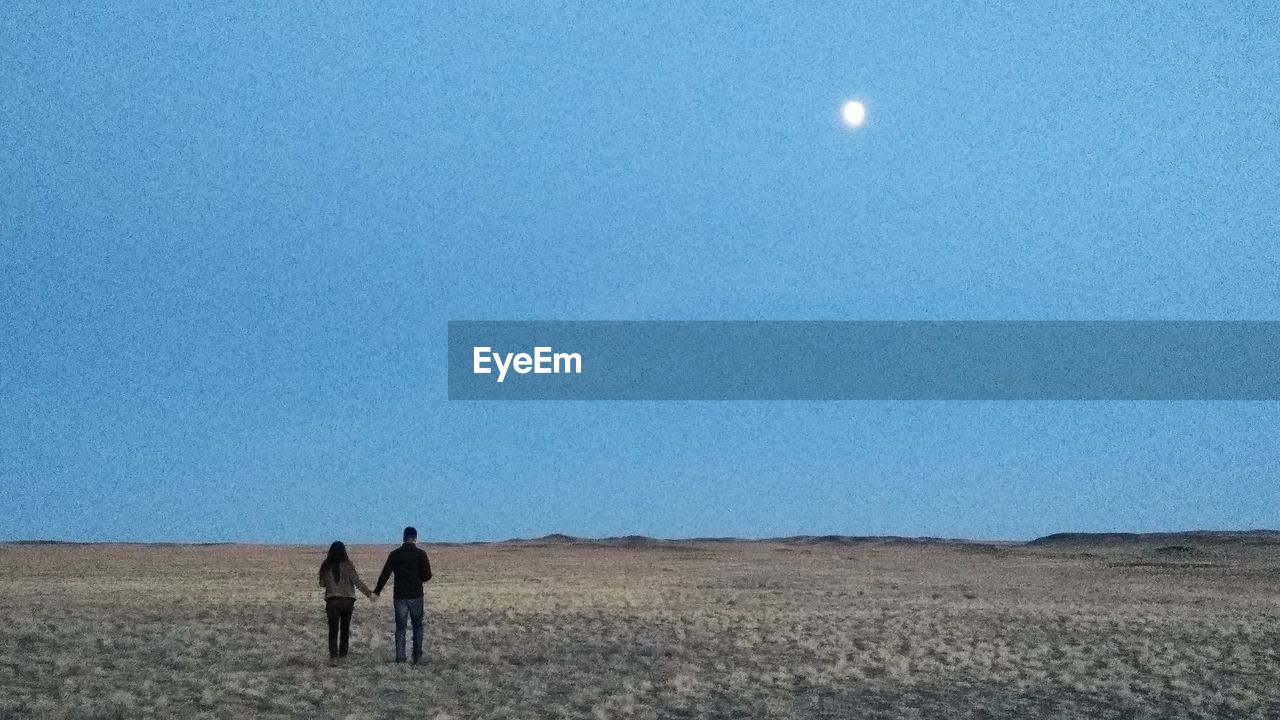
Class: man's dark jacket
374,543,433,599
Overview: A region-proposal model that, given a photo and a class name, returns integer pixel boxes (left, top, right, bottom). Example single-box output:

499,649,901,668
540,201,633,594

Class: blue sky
3,3,1279,542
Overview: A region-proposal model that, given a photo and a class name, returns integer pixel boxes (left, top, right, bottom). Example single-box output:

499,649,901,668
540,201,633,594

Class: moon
841,100,866,128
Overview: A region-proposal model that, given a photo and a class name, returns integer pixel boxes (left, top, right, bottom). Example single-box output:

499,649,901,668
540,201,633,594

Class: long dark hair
321,541,349,582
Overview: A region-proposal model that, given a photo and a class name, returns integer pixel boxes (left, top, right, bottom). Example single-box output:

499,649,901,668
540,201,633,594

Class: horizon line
4,528,1278,548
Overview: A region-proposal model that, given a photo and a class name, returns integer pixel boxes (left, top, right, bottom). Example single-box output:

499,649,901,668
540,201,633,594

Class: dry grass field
1,537,1278,719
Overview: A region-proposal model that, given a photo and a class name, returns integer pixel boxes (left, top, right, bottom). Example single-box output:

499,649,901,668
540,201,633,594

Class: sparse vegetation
1,539,1277,719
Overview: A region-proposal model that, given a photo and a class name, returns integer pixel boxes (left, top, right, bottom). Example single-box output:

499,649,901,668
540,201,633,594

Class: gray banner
447,321,1280,400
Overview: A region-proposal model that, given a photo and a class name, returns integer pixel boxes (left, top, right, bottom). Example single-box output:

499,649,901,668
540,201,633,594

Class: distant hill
491,534,1007,549
1027,530,1280,547
771,535,982,546
492,534,677,547
491,531,1280,550
498,533,581,545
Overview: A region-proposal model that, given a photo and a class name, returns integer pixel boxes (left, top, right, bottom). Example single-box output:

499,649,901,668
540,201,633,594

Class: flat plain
1,535,1278,719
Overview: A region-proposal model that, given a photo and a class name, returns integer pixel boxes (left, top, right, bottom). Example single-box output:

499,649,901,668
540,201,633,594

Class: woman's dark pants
325,597,355,658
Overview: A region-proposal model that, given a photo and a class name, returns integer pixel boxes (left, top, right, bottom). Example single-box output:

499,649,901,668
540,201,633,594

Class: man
373,526,433,664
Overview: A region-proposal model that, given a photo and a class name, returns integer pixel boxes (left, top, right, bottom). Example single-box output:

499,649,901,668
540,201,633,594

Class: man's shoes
329,657,339,667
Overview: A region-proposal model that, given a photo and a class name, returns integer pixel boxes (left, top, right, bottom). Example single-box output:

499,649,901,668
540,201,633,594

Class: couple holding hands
319,526,432,665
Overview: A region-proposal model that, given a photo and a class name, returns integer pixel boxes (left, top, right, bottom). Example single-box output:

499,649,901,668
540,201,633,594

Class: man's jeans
393,597,426,662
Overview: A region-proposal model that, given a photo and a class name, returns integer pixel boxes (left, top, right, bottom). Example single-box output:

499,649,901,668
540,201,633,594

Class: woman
318,541,374,664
